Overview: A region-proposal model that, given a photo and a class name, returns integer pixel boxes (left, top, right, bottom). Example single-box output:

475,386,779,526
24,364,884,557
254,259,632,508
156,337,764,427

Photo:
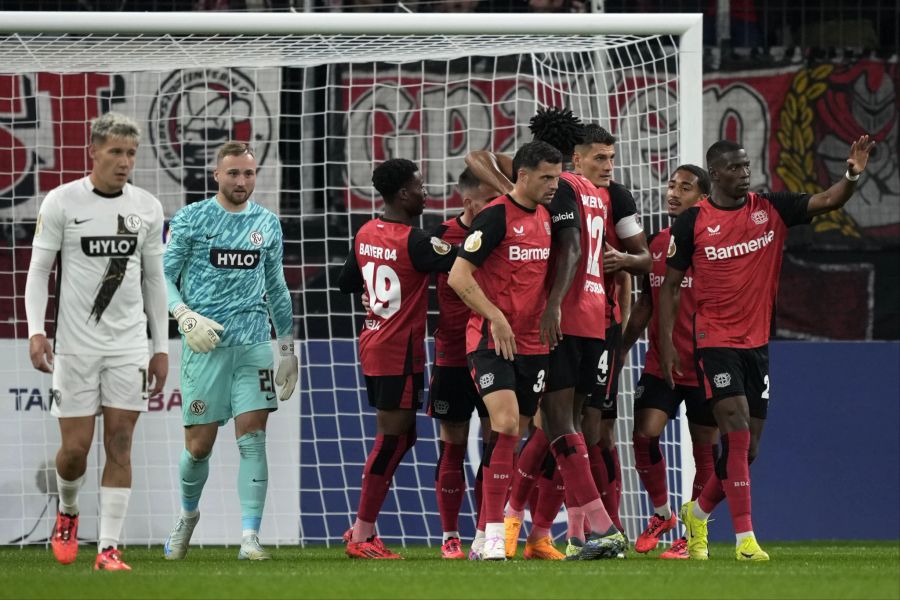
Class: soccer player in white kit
25,112,168,571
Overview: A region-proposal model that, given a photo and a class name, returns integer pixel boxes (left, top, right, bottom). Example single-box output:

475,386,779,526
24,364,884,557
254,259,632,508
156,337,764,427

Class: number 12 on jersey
361,262,401,318
585,215,605,277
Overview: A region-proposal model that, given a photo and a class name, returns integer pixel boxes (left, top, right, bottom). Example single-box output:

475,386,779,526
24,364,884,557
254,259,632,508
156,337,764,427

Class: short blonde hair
216,141,255,165
90,112,141,145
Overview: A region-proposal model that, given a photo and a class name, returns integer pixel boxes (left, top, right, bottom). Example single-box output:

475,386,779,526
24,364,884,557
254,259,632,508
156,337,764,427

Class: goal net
0,12,702,548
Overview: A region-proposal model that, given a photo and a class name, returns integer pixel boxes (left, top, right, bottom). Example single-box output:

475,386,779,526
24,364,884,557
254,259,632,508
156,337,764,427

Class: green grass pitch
2,542,898,599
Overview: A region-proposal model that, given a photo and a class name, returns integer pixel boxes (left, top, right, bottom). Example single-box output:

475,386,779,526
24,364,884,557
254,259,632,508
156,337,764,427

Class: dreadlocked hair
529,107,584,158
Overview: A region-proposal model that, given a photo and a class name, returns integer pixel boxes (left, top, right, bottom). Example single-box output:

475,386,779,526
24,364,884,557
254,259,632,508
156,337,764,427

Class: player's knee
57,443,90,467
104,430,134,465
237,430,267,459
440,422,468,445
186,439,215,459
491,413,519,435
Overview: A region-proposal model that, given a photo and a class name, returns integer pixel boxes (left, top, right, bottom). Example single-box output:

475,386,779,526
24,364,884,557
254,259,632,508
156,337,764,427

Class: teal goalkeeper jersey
164,197,293,347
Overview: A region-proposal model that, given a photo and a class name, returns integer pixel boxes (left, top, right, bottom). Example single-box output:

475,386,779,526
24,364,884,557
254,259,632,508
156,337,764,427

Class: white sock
485,522,504,539
182,508,199,519
735,531,755,546
242,529,258,539
443,530,460,542
654,504,672,519
56,473,84,516
692,502,711,522
474,529,485,540
98,486,131,552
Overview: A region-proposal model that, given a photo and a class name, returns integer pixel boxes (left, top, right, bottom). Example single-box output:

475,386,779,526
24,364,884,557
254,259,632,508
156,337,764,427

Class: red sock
531,456,565,537
720,430,753,533
588,445,622,530
691,442,716,501
697,472,726,514
551,433,614,534
355,431,415,538
435,441,466,533
607,447,623,530
633,434,669,510
507,428,548,513
564,483,585,541
482,432,518,525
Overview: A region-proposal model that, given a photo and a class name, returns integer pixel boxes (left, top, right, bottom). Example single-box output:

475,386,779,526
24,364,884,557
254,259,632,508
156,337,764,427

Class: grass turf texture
2,542,897,600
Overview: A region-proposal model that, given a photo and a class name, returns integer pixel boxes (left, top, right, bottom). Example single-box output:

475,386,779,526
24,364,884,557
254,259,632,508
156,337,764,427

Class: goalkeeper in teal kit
162,142,298,561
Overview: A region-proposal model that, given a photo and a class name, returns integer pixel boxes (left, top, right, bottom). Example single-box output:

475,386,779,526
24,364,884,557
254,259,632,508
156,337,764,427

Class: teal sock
179,448,210,513
237,430,267,533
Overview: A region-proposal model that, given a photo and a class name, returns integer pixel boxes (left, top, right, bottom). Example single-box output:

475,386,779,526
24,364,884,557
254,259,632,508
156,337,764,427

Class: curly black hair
529,107,585,158
372,158,418,200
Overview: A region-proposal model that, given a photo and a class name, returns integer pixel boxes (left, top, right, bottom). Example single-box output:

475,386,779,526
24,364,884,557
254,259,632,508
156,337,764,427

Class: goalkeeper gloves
275,337,298,401
172,304,224,354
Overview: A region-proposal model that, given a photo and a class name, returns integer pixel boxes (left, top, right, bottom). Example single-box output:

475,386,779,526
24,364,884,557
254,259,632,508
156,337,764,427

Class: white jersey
32,177,165,355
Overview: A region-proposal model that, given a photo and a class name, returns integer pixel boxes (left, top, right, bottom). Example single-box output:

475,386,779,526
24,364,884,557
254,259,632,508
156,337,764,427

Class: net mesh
0,27,692,548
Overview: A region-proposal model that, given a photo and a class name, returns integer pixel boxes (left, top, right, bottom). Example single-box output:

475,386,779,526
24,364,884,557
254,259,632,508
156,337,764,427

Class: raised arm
806,134,876,218
465,150,514,195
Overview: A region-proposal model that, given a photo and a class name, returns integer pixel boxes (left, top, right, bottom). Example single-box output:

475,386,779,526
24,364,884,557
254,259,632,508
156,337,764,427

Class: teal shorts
180,341,277,426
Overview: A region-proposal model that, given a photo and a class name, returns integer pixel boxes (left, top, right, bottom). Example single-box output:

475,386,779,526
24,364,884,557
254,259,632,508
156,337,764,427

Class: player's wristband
278,336,295,356
844,170,860,182
172,303,190,321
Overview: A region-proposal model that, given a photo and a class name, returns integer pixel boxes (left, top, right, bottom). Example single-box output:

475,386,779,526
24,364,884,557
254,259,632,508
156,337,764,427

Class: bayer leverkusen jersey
642,228,698,386
667,191,811,349
432,215,471,368
602,182,643,324
550,172,609,339
338,217,457,376
458,194,551,356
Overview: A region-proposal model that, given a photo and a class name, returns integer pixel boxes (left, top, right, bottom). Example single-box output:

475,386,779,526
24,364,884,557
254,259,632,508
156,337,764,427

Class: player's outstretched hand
28,333,54,373
847,134,876,176
173,304,224,353
147,352,168,396
490,314,517,361
539,302,563,350
275,337,299,401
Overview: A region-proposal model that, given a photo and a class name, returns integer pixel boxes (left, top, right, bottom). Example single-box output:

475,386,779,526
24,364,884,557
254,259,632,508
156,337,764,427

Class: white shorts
50,352,150,418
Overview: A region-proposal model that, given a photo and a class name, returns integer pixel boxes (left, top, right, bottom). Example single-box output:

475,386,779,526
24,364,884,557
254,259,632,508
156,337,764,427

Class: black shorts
364,373,424,411
427,365,488,421
546,334,604,395
467,350,548,418
696,345,770,420
584,321,624,419
633,373,717,427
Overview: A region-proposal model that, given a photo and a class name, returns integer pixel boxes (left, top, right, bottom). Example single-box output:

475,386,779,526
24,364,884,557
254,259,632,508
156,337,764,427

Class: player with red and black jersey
620,165,718,558
338,158,458,559
661,136,875,561
427,168,497,559
447,141,561,561
575,124,651,537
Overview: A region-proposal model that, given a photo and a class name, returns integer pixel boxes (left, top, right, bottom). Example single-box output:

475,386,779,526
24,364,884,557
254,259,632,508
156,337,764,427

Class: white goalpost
0,11,702,548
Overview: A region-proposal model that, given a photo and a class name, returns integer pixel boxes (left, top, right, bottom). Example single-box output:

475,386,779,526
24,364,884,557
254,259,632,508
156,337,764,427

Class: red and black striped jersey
432,215,470,368
458,194,552,356
549,172,609,339
642,227,698,386
338,217,457,376
667,191,811,349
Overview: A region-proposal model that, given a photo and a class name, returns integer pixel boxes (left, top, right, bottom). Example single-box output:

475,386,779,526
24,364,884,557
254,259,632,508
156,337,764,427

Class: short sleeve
408,227,458,273
609,182,643,239
549,179,580,235
761,191,813,228
666,207,699,272
32,191,64,251
457,202,507,268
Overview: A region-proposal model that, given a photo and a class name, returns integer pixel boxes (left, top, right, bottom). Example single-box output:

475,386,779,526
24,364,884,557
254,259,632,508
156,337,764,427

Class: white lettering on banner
509,246,550,261
704,230,775,261
0,339,299,546
358,244,397,261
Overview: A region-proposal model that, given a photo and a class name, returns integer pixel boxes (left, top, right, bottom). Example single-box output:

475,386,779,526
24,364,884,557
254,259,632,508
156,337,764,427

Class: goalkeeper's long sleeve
264,226,294,340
